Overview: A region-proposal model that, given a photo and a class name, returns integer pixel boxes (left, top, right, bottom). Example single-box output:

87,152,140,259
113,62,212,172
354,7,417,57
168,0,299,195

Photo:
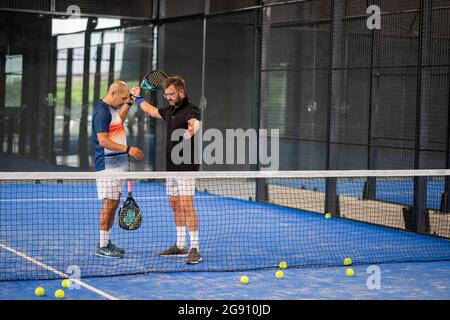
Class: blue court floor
1,261,450,300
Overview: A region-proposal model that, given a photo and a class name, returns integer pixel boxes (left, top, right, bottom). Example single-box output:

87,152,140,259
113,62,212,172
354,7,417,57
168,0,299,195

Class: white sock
189,230,199,250
176,226,187,249
100,230,110,248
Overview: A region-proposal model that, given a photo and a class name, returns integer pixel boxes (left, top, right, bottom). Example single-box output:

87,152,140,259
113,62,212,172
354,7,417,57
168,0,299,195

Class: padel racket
140,70,168,91
118,181,142,231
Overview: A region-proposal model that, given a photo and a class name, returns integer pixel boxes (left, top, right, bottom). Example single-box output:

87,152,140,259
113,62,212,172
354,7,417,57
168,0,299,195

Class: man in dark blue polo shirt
131,76,202,264
92,80,144,259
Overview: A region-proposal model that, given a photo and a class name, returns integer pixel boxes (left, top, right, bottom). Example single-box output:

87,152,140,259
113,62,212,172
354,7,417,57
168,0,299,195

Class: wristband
136,97,145,106
126,146,131,154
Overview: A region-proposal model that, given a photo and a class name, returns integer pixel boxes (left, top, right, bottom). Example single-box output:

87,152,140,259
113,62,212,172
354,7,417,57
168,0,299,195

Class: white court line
0,198,100,202
0,195,217,202
0,197,166,202
0,197,162,202
0,242,119,300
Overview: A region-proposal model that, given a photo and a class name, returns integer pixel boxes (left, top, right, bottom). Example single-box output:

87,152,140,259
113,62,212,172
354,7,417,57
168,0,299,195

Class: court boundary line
0,242,119,300
0,195,220,202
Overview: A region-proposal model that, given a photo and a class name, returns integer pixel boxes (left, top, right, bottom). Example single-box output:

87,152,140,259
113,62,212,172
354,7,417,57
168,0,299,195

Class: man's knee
179,196,194,211
104,198,120,211
171,196,194,211
170,197,181,211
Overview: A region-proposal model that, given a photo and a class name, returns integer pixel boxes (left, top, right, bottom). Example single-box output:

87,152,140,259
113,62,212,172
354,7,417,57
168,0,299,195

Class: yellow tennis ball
346,268,354,277
325,213,331,219
35,287,45,297
275,270,284,279
61,279,71,289
240,276,249,284
54,289,65,299
344,258,352,266
279,261,288,269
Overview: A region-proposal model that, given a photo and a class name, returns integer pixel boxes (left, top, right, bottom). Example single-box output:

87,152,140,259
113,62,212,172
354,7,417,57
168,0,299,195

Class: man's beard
171,96,182,107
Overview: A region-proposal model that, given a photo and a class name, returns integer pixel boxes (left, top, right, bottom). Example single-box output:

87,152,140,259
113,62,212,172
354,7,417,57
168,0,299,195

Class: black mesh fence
0,0,50,12
1,0,450,171
260,0,450,170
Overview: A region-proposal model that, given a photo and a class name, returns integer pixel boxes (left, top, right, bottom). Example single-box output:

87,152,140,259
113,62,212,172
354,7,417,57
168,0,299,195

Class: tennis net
1,170,450,281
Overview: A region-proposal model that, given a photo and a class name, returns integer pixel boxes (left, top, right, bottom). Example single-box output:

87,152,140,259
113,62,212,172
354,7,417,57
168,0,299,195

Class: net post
325,177,340,217
402,207,414,231
440,177,450,213
363,177,376,200
256,178,268,202
413,176,430,234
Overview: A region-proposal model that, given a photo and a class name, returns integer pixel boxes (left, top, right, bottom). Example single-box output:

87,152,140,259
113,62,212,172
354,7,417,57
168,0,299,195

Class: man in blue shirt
92,80,144,258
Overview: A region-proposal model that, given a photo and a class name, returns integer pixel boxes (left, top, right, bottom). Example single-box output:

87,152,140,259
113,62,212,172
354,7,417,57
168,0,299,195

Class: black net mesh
259,0,450,170
1,170,450,281
0,0,153,19
159,0,205,18
0,0,50,11
210,0,259,13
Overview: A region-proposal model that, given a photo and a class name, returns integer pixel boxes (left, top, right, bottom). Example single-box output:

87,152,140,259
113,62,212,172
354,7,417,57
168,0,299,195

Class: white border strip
0,196,214,202
1,169,450,180
0,242,119,300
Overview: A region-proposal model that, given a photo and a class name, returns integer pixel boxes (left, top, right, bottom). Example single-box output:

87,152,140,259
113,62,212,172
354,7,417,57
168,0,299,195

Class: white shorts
96,178,126,200
96,154,128,200
166,178,196,196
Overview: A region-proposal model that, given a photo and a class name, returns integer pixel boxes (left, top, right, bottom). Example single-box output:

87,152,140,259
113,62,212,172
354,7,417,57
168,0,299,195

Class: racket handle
128,181,132,193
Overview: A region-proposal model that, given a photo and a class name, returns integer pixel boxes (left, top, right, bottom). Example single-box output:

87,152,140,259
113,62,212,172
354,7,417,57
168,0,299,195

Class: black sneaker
95,243,123,259
186,248,202,264
159,244,188,256
108,240,125,254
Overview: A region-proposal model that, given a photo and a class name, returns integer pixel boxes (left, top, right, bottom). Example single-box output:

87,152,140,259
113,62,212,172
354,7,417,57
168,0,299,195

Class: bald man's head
104,80,131,108
109,81,128,94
